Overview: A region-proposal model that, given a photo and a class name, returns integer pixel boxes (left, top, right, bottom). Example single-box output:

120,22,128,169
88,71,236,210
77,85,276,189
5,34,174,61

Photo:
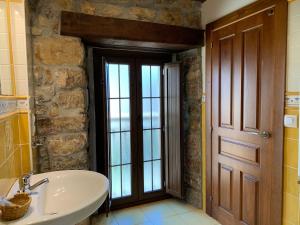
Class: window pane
121,132,131,164
152,98,160,128
108,64,119,98
153,160,161,191
111,166,121,198
120,99,130,131
109,99,120,132
143,130,151,161
143,98,151,129
122,165,131,196
151,66,160,97
152,130,161,160
142,65,151,97
120,65,130,98
144,161,152,192
110,133,120,166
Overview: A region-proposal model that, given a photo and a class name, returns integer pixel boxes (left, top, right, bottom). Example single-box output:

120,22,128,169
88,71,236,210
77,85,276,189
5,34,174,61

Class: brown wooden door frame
205,1,287,224
92,48,172,209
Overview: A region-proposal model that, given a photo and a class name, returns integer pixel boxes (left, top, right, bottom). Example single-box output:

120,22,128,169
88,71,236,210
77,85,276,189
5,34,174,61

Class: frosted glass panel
107,62,132,200
152,99,160,128
120,64,129,98
152,130,161,160
108,64,119,98
153,160,161,190
121,132,131,164
142,65,151,97
143,99,151,129
151,66,160,97
111,166,121,198
110,133,120,166
109,99,120,132
120,99,130,131
144,161,152,192
122,165,131,196
143,130,151,161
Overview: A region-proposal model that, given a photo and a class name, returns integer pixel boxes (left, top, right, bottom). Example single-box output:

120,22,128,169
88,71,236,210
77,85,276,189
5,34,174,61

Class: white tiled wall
0,2,12,95
0,1,28,97
10,1,28,96
287,0,300,92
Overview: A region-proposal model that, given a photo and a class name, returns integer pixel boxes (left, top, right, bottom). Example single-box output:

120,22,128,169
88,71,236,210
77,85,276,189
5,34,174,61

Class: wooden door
164,63,183,199
207,1,287,225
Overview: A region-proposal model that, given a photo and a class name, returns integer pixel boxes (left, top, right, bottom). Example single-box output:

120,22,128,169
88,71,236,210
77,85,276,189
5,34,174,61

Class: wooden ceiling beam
60,11,204,51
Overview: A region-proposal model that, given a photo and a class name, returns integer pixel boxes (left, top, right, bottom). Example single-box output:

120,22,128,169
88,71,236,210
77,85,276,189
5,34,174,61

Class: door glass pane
107,63,132,200
122,165,131,196
142,65,151,97
152,130,161,160
111,166,121,198
143,98,151,129
152,99,160,128
120,99,130,131
144,161,152,192
153,160,161,190
109,99,120,132
110,133,120,166
143,130,151,161
141,64,162,193
121,132,131,164
151,66,160,97
108,64,119,98
120,65,130,98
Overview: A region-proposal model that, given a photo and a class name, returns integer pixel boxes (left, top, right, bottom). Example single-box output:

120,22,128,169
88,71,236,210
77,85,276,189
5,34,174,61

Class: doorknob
246,131,271,139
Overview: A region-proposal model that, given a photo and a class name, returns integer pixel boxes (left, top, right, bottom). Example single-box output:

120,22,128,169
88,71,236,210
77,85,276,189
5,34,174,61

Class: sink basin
1,170,109,225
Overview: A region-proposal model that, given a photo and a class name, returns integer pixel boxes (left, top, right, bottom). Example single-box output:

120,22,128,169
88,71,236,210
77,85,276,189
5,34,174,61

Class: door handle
246,131,271,139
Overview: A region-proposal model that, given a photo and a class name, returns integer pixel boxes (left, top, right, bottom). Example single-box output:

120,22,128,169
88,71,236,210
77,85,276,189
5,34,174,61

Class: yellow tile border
0,96,28,100
286,92,300,96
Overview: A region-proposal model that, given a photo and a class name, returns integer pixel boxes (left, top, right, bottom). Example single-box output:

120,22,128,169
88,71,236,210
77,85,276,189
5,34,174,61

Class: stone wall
27,0,203,206
177,49,202,208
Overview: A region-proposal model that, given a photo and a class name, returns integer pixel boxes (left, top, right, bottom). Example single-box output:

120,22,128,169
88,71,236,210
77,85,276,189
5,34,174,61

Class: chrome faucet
19,173,49,193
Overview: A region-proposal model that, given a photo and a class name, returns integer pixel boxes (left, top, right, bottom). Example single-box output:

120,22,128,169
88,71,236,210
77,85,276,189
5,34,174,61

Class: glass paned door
106,63,132,199
141,65,162,193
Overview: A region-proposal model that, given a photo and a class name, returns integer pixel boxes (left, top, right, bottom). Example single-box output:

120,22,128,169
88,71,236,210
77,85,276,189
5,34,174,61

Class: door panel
211,8,276,225
164,63,183,199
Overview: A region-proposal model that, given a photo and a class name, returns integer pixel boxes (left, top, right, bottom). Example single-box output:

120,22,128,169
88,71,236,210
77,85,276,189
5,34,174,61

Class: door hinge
164,181,166,188
210,196,213,201
211,42,213,48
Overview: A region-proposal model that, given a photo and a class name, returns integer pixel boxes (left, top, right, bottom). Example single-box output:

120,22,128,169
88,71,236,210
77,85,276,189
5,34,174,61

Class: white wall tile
0,18,8,33
286,1,300,92
0,2,7,18
0,65,11,80
1,79,12,95
12,34,26,51
14,65,28,81
0,49,11,65
16,79,28,96
13,50,26,65
0,33,9,50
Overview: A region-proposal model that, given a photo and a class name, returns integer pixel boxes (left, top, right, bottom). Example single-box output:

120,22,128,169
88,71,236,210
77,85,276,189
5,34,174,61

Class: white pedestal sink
0,170,109,225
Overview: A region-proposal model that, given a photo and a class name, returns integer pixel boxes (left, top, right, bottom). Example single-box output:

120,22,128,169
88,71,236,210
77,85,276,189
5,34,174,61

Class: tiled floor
92,199,221,225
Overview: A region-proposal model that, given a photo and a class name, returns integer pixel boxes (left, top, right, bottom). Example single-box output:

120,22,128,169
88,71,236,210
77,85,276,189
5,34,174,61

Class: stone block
128,7,156,21
36,115,87,135
50,150,88,170
46,132,87,157
34,37,84,66
54,67,86,89
56,89,86,110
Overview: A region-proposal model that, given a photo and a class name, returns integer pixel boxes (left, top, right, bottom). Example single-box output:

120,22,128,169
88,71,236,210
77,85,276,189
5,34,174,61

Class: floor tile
112,206,151,225
180,211,221,225
92,213,119,225
92,198,220,225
